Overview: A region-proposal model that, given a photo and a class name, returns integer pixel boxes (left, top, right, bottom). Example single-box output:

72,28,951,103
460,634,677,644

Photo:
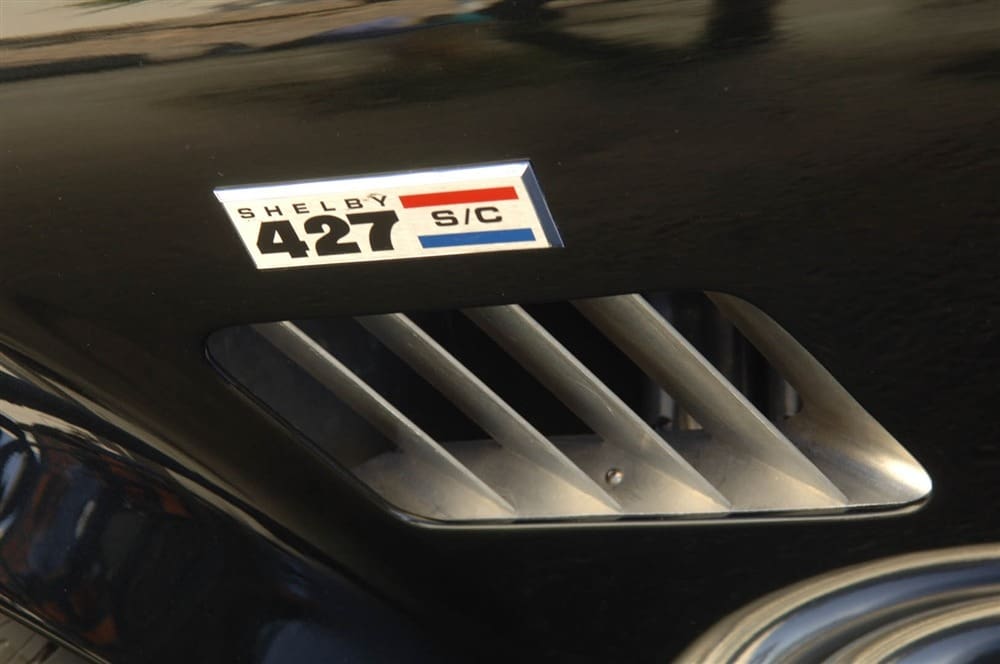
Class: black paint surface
1,0,998,660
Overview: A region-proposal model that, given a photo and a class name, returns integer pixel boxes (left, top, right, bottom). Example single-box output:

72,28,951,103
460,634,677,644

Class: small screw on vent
605,468,625,487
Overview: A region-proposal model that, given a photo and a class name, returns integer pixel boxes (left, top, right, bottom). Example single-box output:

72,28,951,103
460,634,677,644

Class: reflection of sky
0,0,468,69
0,449,23,498
28,466,101,578
0,0,478,41
1,0,240,39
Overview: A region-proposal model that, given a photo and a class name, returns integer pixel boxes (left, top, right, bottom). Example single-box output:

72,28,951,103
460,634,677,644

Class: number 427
256,211,399,258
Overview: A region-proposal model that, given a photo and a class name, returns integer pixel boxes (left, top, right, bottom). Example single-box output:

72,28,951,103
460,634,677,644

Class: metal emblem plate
215,161,562,270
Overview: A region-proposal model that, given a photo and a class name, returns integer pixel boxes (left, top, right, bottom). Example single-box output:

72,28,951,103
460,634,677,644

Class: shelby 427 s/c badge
215,161,562,270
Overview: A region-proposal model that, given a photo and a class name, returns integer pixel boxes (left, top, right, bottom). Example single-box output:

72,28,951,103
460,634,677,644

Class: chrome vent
207,292,931,523
678,544,1000,663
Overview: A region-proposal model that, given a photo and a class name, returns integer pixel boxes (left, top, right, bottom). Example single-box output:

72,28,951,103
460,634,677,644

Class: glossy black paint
1,0,999,661
0,370,446,663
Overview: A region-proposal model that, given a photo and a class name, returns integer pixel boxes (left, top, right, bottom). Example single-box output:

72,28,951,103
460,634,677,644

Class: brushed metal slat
356,313,622,516
575,295,848,509
464,304,730,514
707,291,932,504
252,321,515,519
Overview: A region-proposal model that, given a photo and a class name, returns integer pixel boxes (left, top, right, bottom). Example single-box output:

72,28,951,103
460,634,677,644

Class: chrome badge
215,161,562,270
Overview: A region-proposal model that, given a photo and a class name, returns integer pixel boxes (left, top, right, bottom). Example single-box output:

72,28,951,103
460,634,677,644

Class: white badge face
215,161,562,270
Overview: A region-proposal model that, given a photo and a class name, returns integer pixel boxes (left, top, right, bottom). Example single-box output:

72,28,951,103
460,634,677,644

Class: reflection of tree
705,0,774,48
482,0,554,21
489,0,776,63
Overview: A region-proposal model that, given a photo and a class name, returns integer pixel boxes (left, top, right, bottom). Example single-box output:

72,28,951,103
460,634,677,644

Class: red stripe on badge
399,186,518,208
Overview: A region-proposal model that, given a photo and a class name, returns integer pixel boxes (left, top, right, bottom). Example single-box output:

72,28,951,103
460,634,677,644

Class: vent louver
208,292,931,524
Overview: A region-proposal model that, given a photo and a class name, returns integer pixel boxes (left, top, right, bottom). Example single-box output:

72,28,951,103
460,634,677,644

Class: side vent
207,292,931,524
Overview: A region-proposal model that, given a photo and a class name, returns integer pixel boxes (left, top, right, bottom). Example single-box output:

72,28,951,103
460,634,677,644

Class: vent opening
207,291,931,524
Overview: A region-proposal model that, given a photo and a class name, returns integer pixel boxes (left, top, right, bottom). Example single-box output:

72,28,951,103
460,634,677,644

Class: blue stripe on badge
418,228,536,248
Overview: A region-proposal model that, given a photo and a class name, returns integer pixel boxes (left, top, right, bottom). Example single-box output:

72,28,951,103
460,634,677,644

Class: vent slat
575,295,848,509
464,305,730,514
707,292,932,504
252,322,516,519
208,290,932,523
356,314,623,517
